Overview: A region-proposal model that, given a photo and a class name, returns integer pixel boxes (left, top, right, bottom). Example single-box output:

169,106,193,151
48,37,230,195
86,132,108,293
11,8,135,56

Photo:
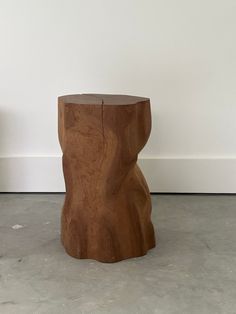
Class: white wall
0,0,236,192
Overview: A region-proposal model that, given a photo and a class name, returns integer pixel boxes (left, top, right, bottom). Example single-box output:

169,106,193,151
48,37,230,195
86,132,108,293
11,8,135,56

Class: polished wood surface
58,94,155,262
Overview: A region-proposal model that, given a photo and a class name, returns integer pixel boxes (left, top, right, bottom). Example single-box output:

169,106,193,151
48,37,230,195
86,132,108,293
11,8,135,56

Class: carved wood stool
58,94,155,262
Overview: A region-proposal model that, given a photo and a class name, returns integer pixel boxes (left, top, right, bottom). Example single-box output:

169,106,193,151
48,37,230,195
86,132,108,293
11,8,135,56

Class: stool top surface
58,94,149,106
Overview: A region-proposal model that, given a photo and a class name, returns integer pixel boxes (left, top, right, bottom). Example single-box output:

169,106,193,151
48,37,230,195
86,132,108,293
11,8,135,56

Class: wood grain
58,94,156,262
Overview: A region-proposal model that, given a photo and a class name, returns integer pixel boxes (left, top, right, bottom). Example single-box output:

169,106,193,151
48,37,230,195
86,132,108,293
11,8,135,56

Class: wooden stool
58,94,155,262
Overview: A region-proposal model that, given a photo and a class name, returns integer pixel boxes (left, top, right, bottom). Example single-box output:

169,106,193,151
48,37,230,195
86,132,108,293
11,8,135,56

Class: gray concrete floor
0,194,236,314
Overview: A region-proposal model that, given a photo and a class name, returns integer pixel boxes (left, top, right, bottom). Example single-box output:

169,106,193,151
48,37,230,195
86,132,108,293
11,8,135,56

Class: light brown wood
58,94,156,262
